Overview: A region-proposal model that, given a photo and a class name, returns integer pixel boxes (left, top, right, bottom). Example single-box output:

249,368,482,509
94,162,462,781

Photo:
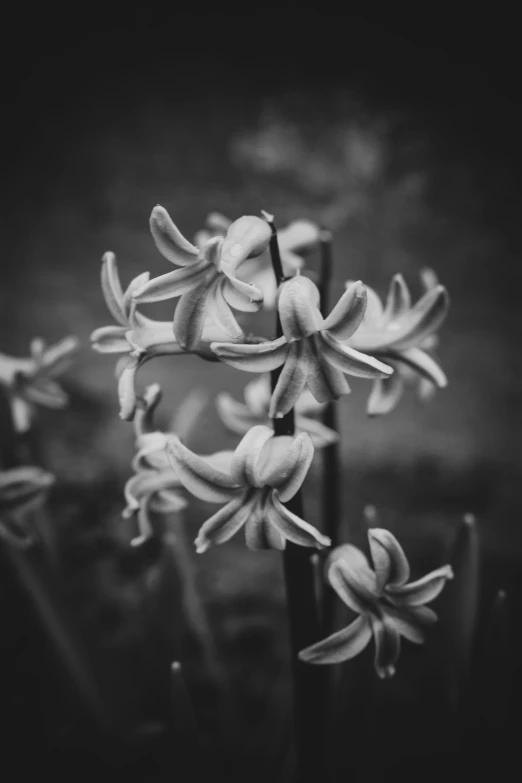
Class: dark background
1,5,521,781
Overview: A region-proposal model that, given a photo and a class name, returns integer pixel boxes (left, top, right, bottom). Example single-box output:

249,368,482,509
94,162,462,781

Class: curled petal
221,277,263,312
257,432,314,501
216,394,256,435
194,490,256,553
230,425,274,486
133,383,163,438
174,281,214,351
381,274,411,323
368,528,411,591
220,215,272,269
367,373,404,416
392,347,447,388
124,272,151,313
268,492,331,548
387,565,454,606
295,414,339,448
205,212,232,234
269,341,309,419
327,544,378,612
369,610,401,679
278,276,323,342
151,489,187,514
118,355,141,421
380,286,450,352
278,219,320,253
320,332,393,379
211,337,289,373
18,376,68,408
322,281,367,341
298,616,372,665
244,493,286,550
132,260,211,303
0,466,55,511
150,206,200,265
91,325,129,353
126,321,182,354
306,334,351,403
37,336,79,375
243,375,271,416
101,252,127,325
419,267,439,293
383,606,433,644
166,437,240,503
123,470,182,515
205,277,244,340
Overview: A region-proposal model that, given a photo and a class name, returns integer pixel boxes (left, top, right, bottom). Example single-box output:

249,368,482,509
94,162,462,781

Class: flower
0,336,79,433
345,270,449,416
91,252,233,421
211,275,394,418
0,466,55,547
196,212,321,308
298,528,453,678
216,374,339,448
166,424,330,553
131,207,272,350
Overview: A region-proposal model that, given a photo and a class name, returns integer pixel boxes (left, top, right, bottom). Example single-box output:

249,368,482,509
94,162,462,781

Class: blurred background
1,5,521,781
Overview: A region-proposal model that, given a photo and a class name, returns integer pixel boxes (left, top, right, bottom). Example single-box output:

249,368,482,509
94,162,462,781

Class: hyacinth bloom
211,275,393,418
196,211,321,308
131,207,272,350
299,528,453,678
0,466,55,547
91,252,234,420
166,424,331,553
345,271,449,416
0,336,79,433
216,374,338,448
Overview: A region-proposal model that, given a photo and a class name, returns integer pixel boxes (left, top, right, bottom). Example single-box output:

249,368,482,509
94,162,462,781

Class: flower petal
10,396,33,433
383,605,432,644
243,375,271,416
369,610,401,678
211,337,289,373
298,616,372,665
305,334,351,403
220,215,272,269
278,276,323,343
215,394,256,435
221,277,263,312
244,493,286,551
230,425,274,485
194,490,255,553
269,341,309,419
123,272,151,313
205,212,232,234
326,544,378,612
368,528,410,591
132,260,211,303
101,252,127,325
392,347,447,388
174,281,214,351
205,277,244,340
322,281,367,341
150,206,200,265
381,274,411,323
295,414,339,448
278,219,320,253
118,355,141,420
166,437,240,503
387,565,454,606
268,492,331,548
381,286,450,351
151,489,187,514
320,332,394,379
91,325,129,354
366,373,404,416
18,376,68,408
257,432,314,501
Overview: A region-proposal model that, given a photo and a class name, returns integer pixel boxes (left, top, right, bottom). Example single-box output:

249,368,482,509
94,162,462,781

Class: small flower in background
196,212,321,308
216,374,339,448
345,269,449,416
211,275,393,418
0,336,79,433
132,207,272,350
299,527,453,678
0,466,55,547
167,424,330,553
91,252,232,421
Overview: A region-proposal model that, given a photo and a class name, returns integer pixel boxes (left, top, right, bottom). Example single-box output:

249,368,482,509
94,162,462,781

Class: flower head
0,466,55,547
212,275,394,418
131,207,272,350
299,527,453,678
197,212,321,308
0,336,79,433
166,424,330,553
346,270,449,416
216,374,338,448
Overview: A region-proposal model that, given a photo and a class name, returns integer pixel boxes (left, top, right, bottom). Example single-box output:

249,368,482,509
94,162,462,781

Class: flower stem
318,229,342,636
266,214,328,782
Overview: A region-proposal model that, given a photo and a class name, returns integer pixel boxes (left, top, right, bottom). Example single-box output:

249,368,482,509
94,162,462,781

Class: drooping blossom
0,336,79,433
345,270,449,416
211,275,393,418
196,211,321,308
216,374,338,447
299,527,453,678
166,424,330,553
131,207,272,350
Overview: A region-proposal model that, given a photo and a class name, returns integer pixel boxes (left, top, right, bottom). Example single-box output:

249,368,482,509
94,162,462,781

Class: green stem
266,214,327,782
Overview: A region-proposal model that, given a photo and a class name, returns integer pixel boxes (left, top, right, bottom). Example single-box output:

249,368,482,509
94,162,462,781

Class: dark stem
318,229,342,636
266,214,328,782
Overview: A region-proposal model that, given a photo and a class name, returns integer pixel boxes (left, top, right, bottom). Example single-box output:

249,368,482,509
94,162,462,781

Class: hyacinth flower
0,337,79,433
195,211,321,308
131,207,273,350
0,466,55,547
345,270,449,416
166,424,331,553
216,374,339,448
211,275,394,418
299,528,453,678
91,252,236,421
